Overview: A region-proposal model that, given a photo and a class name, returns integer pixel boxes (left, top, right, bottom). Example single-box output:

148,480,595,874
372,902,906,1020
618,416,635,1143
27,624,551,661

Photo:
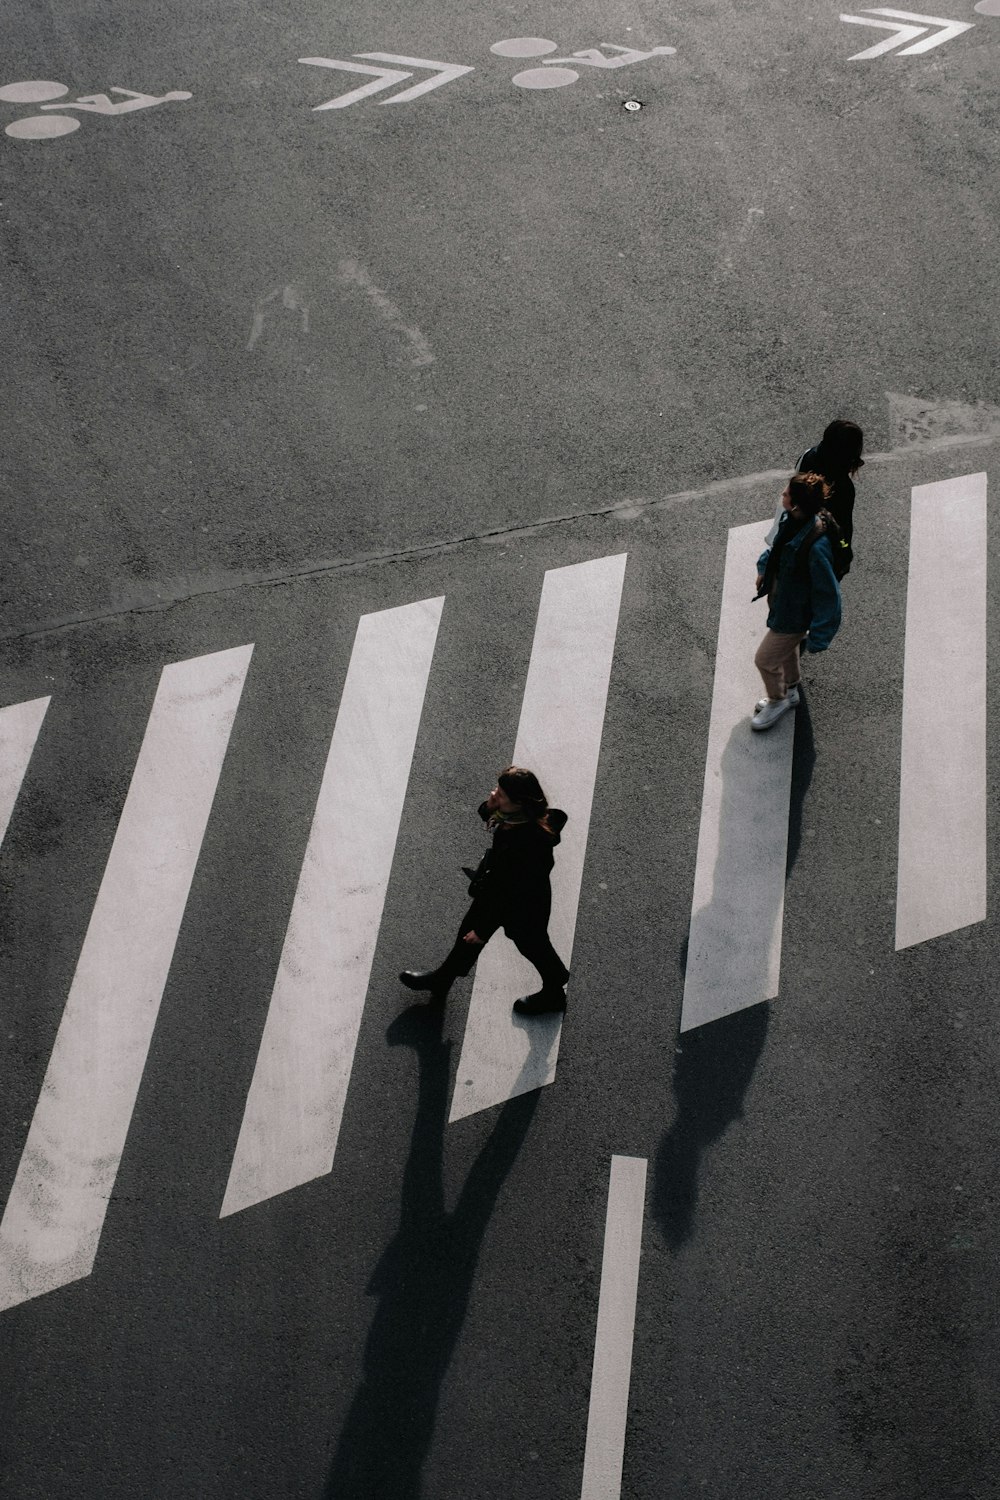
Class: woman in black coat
399,766,570,1015
796,418,864,571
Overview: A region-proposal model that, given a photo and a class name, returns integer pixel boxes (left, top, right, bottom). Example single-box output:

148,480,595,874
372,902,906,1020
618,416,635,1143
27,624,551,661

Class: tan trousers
754,629,806,702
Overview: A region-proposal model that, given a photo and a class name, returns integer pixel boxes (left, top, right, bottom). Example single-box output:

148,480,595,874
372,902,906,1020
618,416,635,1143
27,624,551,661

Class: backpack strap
798,509,850,579
797,510,836,562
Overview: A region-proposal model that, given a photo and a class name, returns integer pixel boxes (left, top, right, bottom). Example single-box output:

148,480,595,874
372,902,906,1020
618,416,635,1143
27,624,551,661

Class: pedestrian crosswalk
0,471,991,1313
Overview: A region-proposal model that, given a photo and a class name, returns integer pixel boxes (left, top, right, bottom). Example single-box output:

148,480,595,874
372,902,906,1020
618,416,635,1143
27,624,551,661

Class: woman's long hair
496,766,553,831
818,418,864,475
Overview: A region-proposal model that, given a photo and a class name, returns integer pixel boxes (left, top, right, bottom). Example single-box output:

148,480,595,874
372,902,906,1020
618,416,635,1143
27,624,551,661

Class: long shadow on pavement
652,1001,770,1252
324,1002,542,1499
658,687,815,1250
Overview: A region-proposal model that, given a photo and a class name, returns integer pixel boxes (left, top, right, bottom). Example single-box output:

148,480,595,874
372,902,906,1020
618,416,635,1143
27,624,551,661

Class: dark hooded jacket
797,444,856,551
462,801,568,936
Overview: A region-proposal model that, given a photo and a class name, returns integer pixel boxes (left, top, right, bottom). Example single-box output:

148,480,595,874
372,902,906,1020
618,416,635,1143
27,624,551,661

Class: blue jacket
756,513,842,651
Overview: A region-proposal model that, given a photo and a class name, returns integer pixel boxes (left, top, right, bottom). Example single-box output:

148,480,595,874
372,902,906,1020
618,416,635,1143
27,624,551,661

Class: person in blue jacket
751,471,842,731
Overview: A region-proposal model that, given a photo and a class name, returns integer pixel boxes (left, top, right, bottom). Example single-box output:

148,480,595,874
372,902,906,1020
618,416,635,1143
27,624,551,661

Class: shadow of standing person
324,1003,542,1499
652,1002,770,1252
659,687,815,1251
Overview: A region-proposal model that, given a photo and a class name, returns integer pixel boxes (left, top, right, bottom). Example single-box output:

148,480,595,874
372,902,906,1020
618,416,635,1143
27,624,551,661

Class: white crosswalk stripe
220,597,444,1217
896,472,987,950
0,696,50,849
681,520,793,1033
448,554,628,1123
580,1155,647,1500
0,646,252,1312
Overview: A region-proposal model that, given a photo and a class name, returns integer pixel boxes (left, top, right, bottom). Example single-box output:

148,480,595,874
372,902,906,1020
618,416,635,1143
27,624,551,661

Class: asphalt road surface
2,1,999,1496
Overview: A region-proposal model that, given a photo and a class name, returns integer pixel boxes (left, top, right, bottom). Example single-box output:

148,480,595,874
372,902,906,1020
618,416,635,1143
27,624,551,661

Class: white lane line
896,472,987,950
449,554,627,1124
0,696,50,847
0,646,252,1312
681,521,794,1033
220,597,444,1217
580,1155,647,1500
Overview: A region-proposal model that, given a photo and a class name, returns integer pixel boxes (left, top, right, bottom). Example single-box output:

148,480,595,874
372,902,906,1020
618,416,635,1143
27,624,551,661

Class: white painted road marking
681,521,794,1034
449,554,627,1123
2,79,191,139
5,115,80,140
0,697,50,848
299,54,473,111
840,8,974,59
490,38,561,57
0,81,69,103
0,646,252,1312
40,88,192,115
355,53,474,104
220,598,444,1217
502,37,677,89
299,57,411,110
542,44,676,69
896,473,987,950
580,1155,647,1500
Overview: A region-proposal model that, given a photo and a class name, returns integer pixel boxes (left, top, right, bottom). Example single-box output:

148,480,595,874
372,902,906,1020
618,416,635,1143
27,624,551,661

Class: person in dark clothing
795,418,864,570
399,766,571,1016
751,471,842,731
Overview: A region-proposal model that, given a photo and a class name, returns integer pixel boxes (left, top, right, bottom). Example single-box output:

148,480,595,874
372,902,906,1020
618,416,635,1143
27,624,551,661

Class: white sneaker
751,696,795,731
754,685,800,713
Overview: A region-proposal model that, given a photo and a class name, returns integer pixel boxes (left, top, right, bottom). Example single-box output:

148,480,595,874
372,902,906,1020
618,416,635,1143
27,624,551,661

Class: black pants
437,907,569,992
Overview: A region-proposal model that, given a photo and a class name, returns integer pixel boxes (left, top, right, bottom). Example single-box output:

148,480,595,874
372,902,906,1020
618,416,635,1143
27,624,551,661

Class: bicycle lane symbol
490,36,676,89
1,80,192,141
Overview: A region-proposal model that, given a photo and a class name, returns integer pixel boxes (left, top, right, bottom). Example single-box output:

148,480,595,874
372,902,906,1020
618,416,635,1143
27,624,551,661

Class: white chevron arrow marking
840,13,927,55
299,57,412,110
354,53,474,103
299,53,473,110
840,9,974,59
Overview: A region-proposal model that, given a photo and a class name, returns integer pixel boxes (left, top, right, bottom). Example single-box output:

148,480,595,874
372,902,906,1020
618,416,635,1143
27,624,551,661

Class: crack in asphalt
3,426,999,645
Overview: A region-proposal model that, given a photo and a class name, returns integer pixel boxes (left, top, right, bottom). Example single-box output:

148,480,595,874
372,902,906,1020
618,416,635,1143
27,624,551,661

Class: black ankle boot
513,988,567,1016
399,969,449,999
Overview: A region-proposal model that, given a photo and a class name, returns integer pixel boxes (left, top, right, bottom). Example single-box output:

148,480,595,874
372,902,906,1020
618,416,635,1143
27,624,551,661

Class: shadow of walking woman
324,1003,542,1499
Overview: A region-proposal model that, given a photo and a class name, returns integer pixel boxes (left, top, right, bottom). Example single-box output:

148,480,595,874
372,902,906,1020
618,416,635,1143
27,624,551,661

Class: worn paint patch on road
335,259,434,367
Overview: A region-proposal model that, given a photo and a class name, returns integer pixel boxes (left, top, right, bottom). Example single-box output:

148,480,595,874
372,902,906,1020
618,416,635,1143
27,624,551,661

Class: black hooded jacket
462,801,568,934
797,444,856,548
